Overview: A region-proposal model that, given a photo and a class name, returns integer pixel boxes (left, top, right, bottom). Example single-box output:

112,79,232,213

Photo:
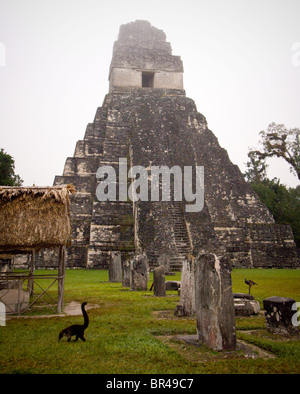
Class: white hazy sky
0,0,299,187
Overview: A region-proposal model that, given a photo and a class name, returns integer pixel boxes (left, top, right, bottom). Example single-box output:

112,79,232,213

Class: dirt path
6,301,100,319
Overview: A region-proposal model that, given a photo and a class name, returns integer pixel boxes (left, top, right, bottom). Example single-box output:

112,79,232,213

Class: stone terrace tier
49,87,299,270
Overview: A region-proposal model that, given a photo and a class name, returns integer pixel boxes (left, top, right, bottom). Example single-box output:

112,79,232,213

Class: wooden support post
57,246,65,314
28,250,35,297
17,279,22,315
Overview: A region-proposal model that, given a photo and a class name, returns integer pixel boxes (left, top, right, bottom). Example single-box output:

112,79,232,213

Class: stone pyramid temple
47,20,298,270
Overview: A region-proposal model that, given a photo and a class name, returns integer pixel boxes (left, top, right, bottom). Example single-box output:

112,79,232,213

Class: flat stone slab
165,281,181,291
130,254,149,291
155,334,276,362
63,301,100,316
176,335,275,359
234,298,260,316
233,293,254,300
0,288,29,314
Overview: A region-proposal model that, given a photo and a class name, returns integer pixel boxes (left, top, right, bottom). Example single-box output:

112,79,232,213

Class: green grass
0,269,299,374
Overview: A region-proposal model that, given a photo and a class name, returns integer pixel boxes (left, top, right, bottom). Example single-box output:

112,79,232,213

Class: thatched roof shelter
0,184,75,255
0,184,76,314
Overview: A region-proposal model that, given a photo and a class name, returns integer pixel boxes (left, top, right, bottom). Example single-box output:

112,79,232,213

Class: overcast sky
0,0,299,188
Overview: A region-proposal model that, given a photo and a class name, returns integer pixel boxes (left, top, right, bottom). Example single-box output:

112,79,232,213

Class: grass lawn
0,268,299,374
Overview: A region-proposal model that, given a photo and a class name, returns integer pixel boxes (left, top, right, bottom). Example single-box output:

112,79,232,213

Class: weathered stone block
87,248,110,269
122,259,131,287
263,296,299,336
194,252,236,351
174,304,184,317
233,293,254,300
157,254,170,274
130,254,149,291
109,251,122,282
234,298,260,316
165,281,180,291
153,265,166,297
178,256,195,316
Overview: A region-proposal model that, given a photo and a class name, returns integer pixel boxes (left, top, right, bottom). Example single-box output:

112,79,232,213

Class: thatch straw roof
0,184,76,254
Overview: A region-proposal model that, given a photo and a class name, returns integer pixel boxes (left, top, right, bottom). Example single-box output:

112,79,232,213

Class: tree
244,150,268,183
0,148,23,186
244,124,300,246
244,137,300,247
250,122,300,180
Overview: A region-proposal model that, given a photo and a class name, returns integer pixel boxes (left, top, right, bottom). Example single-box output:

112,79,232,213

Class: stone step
173,231,189,236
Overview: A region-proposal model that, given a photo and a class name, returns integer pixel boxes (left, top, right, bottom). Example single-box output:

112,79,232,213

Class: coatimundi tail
58,302,89,342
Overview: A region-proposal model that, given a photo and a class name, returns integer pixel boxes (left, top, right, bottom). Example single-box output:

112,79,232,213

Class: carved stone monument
157,254,170,274
130,254,149,291
122,259,131,287
234,293,260,316
194,251,236,351
108,251,122,282
177,256,195,316
153,265,166,297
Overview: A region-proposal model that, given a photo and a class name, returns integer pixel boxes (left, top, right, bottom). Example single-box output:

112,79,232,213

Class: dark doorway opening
142,72,154,88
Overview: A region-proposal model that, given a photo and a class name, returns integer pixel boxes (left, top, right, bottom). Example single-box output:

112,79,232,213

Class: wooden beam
28,250,35,297
57,246,66,313
17,279,22,315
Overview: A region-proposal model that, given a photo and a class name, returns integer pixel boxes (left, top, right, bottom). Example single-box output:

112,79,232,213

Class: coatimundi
58,302,89,342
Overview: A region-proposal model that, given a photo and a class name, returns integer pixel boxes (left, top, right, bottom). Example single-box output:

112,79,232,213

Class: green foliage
244,124,300,246
0,148,23,186
249,179,300,247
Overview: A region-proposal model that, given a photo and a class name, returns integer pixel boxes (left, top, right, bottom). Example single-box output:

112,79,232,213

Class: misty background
0,0,299,187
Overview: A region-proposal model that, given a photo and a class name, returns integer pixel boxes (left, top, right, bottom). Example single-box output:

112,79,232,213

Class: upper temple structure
37,20,298,270
108,21,184,91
